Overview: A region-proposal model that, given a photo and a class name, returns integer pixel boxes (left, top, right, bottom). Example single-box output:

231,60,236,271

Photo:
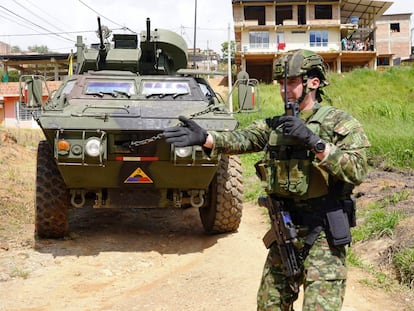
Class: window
60,80,76,97
377,57,390,66
276,5,293,25
244,6,265,25
310,30,328,47
140,81,190,96
298,5,306,25
390,23,400,32
15,101,41,121
85,81,136,95
315,5,332,19
249,31,269,49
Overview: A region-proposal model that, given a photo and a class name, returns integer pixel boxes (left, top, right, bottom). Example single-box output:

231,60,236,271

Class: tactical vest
256,105,335,201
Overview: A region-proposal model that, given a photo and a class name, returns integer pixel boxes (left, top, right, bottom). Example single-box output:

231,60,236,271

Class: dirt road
0,201,408,311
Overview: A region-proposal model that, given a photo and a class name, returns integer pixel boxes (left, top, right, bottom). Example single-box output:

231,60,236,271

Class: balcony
240,41,342,54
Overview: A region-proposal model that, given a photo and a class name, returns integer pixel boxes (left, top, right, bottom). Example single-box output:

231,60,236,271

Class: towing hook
71,190,86,208
190,191,204,208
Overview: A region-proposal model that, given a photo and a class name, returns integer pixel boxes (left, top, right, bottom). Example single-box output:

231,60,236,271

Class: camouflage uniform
208,103,370,310
163,49,370,310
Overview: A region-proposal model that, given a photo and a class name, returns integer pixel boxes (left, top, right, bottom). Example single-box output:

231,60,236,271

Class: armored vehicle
22,18,243,238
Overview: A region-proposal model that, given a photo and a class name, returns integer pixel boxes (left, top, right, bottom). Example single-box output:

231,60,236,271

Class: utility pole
193,0,197,69
227,23,233,113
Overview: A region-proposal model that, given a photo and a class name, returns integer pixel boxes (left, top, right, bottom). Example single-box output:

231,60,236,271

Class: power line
19,0,73,30
11,0,74,42
0,5,75,43
77,0,125,28
0,29,124,37
0,11,43,35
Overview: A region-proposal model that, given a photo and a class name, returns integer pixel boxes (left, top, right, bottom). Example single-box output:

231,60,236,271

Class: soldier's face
278,76,303,103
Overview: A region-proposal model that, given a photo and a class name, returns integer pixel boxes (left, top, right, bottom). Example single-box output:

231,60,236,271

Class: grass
0,130,37,242
393,247,414,288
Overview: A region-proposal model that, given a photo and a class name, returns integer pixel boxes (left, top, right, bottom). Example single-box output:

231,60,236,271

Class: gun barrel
146,18,151,42
97,17,105,51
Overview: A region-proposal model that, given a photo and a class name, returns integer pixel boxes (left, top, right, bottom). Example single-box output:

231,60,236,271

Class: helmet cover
274,49,329,87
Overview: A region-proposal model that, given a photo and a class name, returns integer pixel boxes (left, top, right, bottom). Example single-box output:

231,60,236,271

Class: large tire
199,155,243,233
35,141,70,238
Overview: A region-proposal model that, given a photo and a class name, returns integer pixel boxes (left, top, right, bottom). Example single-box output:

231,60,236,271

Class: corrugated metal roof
340,0,393,27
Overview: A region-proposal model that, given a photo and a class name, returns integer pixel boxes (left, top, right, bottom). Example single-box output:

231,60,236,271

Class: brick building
376,13,412,65
0,41,11,54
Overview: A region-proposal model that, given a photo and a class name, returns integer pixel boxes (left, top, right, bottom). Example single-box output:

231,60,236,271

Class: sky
0,0,412,55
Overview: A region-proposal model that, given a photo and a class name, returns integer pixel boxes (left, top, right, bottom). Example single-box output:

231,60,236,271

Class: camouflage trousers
257,231,347,311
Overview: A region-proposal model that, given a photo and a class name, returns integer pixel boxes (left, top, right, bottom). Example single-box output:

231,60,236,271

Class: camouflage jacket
209,104,370,187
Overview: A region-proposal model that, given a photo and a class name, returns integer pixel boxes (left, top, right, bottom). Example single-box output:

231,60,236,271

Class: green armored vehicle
23,18,243,238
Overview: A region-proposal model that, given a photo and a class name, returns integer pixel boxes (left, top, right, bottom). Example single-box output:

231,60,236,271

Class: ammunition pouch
255,155,312,198
325,208,351,246
324,197,356,246
282,196,356,247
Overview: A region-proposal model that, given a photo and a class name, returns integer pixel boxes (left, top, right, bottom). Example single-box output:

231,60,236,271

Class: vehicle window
85,81,136,95
140,81,190,96
198,83,211,97
61,80,76,96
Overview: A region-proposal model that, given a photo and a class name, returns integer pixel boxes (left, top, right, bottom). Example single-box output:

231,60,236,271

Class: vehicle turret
76,17,187,75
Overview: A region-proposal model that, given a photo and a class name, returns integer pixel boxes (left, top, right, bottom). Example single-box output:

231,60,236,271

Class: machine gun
76,17,188,75
258,196,302,293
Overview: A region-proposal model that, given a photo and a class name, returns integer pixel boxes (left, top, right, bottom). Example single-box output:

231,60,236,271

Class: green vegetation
352,201,405,242
393,247,414,288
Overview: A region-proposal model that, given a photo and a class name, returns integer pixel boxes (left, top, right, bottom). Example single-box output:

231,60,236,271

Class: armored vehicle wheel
35,141,70,238
199,155,243,233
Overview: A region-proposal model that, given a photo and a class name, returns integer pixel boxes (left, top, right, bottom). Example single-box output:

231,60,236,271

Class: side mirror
19,75,47,108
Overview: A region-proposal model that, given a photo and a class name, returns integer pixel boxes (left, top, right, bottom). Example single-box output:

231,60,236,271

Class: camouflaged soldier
164,49,370,311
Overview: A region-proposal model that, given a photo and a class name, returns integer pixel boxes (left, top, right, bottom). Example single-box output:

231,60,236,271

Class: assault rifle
258,196,302,293
283,60,299,117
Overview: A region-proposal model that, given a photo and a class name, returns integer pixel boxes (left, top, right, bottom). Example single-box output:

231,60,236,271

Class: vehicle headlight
175,146,193,158
85,137,102,157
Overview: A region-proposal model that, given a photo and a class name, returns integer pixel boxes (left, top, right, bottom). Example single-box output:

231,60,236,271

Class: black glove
278,116,320,148
265,116,281,129
163,116,208,147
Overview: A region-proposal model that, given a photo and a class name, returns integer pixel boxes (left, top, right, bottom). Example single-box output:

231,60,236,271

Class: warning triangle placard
124,167,153,184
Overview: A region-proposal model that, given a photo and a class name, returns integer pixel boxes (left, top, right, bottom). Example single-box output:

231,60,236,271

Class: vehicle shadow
34,207,231,257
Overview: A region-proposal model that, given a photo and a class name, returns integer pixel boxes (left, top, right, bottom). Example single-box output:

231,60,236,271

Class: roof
0,53,73,74
340,0,393,27
0,53,71,62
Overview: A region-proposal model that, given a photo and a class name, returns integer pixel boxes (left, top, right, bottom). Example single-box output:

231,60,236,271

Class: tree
28,45,50,54
11,46,21,53
221,41,236,61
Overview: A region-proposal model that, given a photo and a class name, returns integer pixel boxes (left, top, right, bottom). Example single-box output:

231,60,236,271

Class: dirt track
0,202,409,311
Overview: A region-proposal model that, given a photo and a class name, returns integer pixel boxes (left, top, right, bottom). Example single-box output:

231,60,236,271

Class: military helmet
274,49,329,87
